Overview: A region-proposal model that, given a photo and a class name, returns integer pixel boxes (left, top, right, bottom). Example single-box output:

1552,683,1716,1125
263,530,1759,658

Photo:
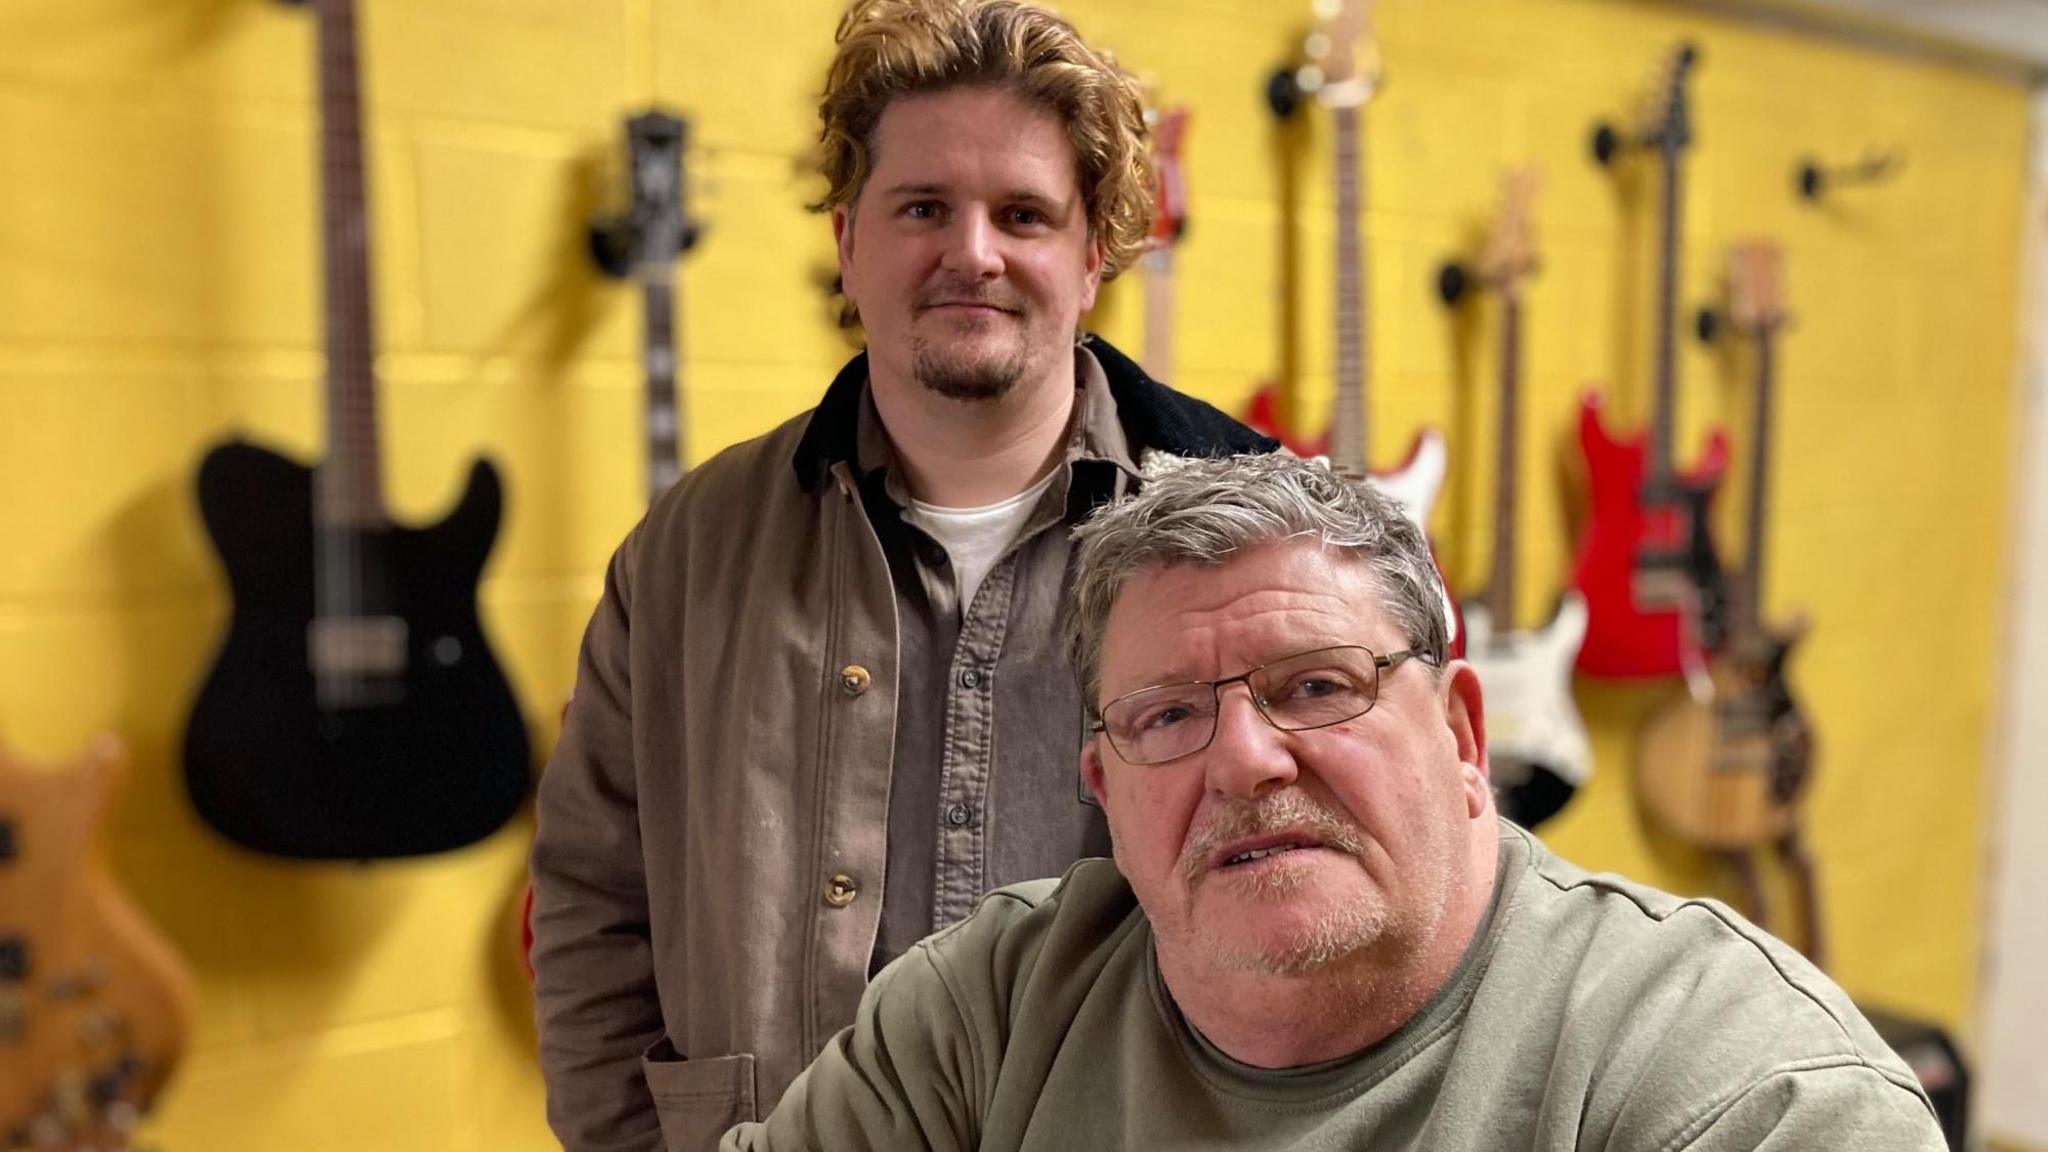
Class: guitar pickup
307,616,410,678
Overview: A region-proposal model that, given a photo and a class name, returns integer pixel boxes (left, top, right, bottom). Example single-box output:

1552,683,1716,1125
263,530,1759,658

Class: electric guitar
1448,172,1592,831
591,110,703,503
2,736,197,1149
183,0,531,859
1572,44,1731,680
1141,104,1190,384
1242,0,1449,527
1637,243,1816,856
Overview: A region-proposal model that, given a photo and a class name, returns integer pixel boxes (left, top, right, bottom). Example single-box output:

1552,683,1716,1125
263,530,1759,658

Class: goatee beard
911,334,1028,401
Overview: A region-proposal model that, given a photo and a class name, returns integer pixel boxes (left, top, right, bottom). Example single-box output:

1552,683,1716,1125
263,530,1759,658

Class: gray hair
1066,453,1450,709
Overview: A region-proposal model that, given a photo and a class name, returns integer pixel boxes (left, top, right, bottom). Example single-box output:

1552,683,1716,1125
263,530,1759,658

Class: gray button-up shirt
853,349,1142,970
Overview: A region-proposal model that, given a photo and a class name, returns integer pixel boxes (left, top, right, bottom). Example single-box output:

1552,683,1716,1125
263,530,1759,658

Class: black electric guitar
182,0,530,859
593,110,702,502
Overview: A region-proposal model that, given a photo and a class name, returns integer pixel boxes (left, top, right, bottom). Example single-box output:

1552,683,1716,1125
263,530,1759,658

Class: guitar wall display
1141,104,1190,384
1637,241,1823,963
2,736,197,1150
183,0,531,860
1444,172,1592,831
1572,44,1731,681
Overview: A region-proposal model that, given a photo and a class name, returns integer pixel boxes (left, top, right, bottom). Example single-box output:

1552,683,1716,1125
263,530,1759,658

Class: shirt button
824,873,859,907
959,668,981,689
839,665,871,697
946,803,972,827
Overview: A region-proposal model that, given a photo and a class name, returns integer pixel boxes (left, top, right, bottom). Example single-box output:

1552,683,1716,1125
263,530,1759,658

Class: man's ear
833,205,856,277
1442,661,1491,818
1077,233,1104,313
1080,739,1111,809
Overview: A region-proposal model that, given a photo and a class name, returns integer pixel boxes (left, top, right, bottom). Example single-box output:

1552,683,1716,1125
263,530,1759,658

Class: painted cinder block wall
0,0,2022,1146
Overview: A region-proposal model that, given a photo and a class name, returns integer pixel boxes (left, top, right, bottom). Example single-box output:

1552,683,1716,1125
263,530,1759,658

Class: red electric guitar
1141,104,1190,383
1572,44,1730,680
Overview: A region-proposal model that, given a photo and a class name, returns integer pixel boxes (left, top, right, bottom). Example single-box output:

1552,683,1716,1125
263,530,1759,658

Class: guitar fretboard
644,276,683,503
1738,329,1777,637
1485,290,1523,631
1331,101,1368,474
314,0,386,532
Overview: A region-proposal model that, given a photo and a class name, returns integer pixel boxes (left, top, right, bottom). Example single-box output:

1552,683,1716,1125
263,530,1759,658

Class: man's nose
939,212,1004,278
1202,684,1300,799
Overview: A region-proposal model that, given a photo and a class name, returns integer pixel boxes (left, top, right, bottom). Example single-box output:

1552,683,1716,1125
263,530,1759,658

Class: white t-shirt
902,468,1061,615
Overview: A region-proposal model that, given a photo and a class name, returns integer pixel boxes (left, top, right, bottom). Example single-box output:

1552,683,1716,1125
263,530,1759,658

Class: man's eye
1137,704,1193,731
1278,673,1352,701
1007,207,1047,226
904,202,940,220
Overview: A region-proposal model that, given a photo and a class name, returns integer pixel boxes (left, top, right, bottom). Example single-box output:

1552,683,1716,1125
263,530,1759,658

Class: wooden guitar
1572,44,1731,681
1449,172,1592,831
2,736,197,1149
1242,0,1449,529
1636,242,1822,960
1140,104,1190,384
183,0,531,859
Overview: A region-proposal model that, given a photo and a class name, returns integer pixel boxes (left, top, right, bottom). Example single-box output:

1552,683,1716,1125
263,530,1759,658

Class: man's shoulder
1496,827,1925,1097
905,859,1142,1015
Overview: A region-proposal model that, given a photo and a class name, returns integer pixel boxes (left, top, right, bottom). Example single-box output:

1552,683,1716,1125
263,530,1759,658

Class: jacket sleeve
718,944,980,1152
531,525,668,1152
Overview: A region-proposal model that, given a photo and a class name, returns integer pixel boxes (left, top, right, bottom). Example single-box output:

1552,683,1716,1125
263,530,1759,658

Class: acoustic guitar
183,0,531,859
1,736,197,1149
1572,44,1731,681
1448,171,1592,830
1636,241,1822,961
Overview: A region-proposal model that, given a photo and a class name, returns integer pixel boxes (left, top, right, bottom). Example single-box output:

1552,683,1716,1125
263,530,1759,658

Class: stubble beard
910,326,1031,401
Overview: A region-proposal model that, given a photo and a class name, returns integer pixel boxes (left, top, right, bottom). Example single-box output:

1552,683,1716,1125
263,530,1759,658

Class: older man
722,452,1943,1151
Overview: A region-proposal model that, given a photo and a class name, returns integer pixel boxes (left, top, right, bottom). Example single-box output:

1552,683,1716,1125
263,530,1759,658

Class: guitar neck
314,0,386,531
1649,135,1684,483
1485,291,1522,628
1332,102,1368,473
1142,248,1174,384
1740,329,1776,637
644,275,683,505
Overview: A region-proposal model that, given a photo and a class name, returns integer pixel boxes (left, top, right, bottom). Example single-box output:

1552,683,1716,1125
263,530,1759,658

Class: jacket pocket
640,1038,758,1152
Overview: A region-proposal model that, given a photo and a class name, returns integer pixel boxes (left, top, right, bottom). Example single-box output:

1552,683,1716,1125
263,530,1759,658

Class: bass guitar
2,736,197,1149
183,0,531,859
1573,44,1730,680
1445,171,1591,830
1636,241,1822,962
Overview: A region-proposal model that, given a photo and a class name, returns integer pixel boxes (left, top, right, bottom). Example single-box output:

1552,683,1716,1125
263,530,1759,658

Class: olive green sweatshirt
724,823,1942,1151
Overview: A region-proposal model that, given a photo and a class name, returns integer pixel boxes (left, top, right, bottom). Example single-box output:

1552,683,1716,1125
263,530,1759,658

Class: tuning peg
1796,150,1903,202
1437,261,1470,307
1695,306,1722,345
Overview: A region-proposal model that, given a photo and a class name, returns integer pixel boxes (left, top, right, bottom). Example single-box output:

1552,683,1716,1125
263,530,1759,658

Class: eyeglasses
1090,645,1435,767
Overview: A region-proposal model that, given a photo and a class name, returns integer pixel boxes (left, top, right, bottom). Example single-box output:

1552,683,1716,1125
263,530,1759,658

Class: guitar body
2,737,197,1148
1572,391,1729,678
1462,590,1592,828
184,440,531,859
1635,621,1815,849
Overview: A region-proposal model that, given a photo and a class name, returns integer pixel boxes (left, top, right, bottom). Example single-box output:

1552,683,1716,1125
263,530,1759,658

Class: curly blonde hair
815,0,1155,282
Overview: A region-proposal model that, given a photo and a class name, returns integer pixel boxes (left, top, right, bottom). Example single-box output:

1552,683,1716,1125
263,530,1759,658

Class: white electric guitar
1453,172,1591,828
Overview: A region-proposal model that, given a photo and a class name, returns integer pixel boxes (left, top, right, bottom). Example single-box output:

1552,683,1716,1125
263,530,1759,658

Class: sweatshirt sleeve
1664,1062,1947,1152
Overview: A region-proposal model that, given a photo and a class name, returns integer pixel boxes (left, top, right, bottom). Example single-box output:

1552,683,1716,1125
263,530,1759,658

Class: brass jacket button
824,873,859,907
839,665,871,696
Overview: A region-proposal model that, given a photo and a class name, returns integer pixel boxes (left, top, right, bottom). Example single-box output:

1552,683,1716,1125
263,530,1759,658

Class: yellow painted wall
0,0,2021,1146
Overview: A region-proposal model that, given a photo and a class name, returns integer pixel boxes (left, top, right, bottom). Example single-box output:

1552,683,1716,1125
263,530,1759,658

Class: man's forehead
1099,554,1394,681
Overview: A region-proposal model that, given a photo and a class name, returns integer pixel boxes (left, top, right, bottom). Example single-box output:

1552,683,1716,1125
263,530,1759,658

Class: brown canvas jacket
529,339,1276,1152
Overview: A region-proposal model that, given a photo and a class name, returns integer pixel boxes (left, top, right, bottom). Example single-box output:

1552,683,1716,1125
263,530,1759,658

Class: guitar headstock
1477,167,1540,297
624,110,700,277
1728,240,1787,336
1648,42,1699,154
1301,0,1382,108
1146,104,1191,250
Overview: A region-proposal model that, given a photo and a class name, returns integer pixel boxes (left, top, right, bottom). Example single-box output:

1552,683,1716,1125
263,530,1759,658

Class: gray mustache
1177,790,1368,885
